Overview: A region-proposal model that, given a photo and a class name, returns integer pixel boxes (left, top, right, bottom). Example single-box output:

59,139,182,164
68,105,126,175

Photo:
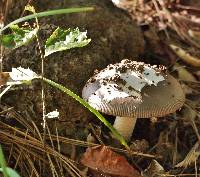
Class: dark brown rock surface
2,0,144,134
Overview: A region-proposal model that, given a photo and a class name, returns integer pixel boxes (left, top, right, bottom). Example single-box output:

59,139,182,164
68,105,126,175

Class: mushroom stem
113,116,137,141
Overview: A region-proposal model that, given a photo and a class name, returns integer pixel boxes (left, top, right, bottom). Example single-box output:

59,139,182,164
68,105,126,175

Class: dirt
1,0,200,176
2,0,144,137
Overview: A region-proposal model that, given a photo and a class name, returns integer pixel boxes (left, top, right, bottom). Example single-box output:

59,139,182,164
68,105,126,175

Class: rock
2,0,144,135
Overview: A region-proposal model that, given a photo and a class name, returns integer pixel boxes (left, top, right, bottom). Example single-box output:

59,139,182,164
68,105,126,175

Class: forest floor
0,0,200,177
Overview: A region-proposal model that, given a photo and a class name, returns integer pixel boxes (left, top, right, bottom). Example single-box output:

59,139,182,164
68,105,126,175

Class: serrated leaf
0,67,38,87
0,168,20,177
0,24,38,49
0,68,38,98
45,27,91,57
8,67,38,85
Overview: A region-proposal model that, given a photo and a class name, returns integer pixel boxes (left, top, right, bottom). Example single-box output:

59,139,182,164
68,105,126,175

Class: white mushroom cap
82,59,185,118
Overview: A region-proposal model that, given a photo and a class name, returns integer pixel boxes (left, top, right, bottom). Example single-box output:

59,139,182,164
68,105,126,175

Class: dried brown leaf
81,145,141,177
0,72,10,86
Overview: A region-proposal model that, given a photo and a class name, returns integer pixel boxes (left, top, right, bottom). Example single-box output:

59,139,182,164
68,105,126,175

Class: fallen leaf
0,72,10,86
81,146,141,177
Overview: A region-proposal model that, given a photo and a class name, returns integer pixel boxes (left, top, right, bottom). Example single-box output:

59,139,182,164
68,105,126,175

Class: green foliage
0,168,20,177
0,145,8,177
0,25,38,49
0,145,20,177
45,27,91,56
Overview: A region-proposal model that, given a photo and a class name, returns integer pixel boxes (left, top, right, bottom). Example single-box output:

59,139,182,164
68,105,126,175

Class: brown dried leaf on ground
81,145,141,177
0,72,10,86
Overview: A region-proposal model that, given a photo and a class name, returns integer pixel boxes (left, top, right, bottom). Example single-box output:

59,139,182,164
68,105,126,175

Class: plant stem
0,7,94,34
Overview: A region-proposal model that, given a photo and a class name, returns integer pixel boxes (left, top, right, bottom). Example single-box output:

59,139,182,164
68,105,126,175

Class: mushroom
82,59,185,141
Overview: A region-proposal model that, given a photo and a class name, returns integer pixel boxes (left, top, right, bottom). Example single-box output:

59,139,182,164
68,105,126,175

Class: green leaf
0,168,20,177
7,67,39,85
0,25,38,49
0,34,15,48
0,145,8,177
45,27,91,57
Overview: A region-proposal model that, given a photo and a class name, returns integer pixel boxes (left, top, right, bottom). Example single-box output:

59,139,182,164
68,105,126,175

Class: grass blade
41,77,129,149
0,145,8,177
0,7,94,34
